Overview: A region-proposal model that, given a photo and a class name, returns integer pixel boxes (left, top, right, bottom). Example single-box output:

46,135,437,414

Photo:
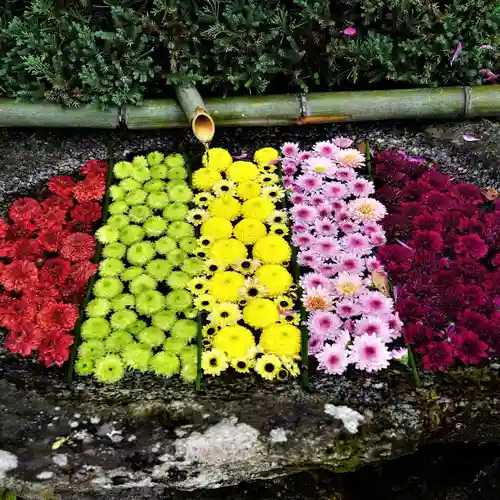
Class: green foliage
0,0,499,106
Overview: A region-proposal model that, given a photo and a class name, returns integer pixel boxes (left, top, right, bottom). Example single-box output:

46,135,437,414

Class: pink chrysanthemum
333,137,354,148
362,221,383,235
318,263,338,277
387,313,404,333
315,218,337,236
296,174,322,191
341,233,371,254
305,156,336,176
310,194,325,206
313,237,340,258
302,272,331,291
335,210,350,223
331,200,346,212
324,182,348,199
309,333,325,354
334,272,364,296
317,343,349,375
290,193,306,204
292,233,314,248
365,257,384,272
348,333,391,372
369,232,387,246
359,291,393,316
309,311,342,337
334,167,356,182
334,148,365,169
282,176,295,189
317,203,333,218
338,220,360,234
348,198,387,223
298,249,320,267
293,222,309,233
313,141,340,158
348,178,375,197
336,299,360,318
282,162,298,175
354,316,392,340
338,254,364,274
297,151,312,162
292,204,318,222
281,142,299,157
303,286,333,312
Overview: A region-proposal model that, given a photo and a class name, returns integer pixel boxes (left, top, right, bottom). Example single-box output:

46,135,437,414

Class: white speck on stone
74,413,81,419
0,450,18,478
127,435,137,442
269,428,288,443
70,421,79,428
90,416,100,424
324,404,365,434
52,416,59,420
37,471,54,480
54,407,60,411
175,428,189,437
73,430,93,443
53,454,68,468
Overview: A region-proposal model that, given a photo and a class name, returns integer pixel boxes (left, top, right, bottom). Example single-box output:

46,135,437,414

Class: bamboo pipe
175,86,215,144
0,86,499,128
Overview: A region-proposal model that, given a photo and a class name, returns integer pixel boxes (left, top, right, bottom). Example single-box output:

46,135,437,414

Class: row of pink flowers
280,138,405,374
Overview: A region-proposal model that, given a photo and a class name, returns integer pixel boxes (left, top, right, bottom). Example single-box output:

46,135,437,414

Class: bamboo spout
175,86,215,144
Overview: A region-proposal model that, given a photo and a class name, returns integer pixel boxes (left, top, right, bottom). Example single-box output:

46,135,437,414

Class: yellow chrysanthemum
258,173,279,186
255,354,281,380
259,323,301,357
210,238,248,266
194,294,217,311
204,258,227,275
192,168,222,190
233,218,267,245
187,277,209,295
253,235,291,264
254,147,280,166
197,235,213,248
203,324,218,338
209,271,246,302
226,161,259,183
208,302,242,326
202,349,228,376
243,298,279,329
202,148,233,171
275,295,294,310
266,210,288,225
237,180,261,200
269,223,289,237
233,258,261,275
212,325,256,359
239,277,267,300
280,311,301,325
261,185,285,201
255,265,293,296
241,197,275,221
209,195,241,221
193,192,214,208
282,356,300,377
201,217,233,240
213,179,237,197
231,357,253,373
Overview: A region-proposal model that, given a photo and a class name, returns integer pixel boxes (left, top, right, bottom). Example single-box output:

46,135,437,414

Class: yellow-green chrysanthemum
212,325,256,359
201,349,228,376
253,235,291,264
255,353,281,380
243,298,279,329
259,323,301,357
210,238,247,266
241,197,275,221
192,167,222,190
233,218,267,245
226,161,259,183
209,196,241,221
255,265,293,296
209,271,246,302
254,147,280,166
202,148,233,171
201,217,233,240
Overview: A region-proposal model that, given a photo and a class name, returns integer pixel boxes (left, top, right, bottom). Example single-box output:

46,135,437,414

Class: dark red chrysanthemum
402,323,436,345
412,213,443,232
38,226,66,253
81,159,108,178
421,341,454,371
0,241,16,259
421,170,451,191
396,298,426,322
454,330,489,365
493,254,500,267
0,260,38,291
455,234,489,260
9,197,42,224
37,302,79,333
12,238,44,262
454,183,483,203
69,260,98,287
40,257,71,284
410,230,444,253
60,232,96,262
0,218,8,239
70,201,101,224
4,325,43,357
72,177,106,202
48,175,76,196
37,330,74,367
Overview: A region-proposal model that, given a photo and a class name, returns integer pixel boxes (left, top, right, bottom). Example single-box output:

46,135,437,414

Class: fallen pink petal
462,134,479,142
343,27,357,36
450,41,463,65
233,153,248,159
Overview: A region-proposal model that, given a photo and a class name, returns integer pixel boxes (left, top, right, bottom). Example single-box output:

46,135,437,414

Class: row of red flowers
373,150,500,371
0,161,107,367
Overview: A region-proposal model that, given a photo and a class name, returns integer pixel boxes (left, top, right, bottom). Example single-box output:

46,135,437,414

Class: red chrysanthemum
9,197,42,224
0,218,8,239
48,176,76,196
70,201,101,224
37,330,74,367
12,238,44,263
72,177,106,203
40,194,74,213
0,241,16,259
0,295,37,329
38,226,66,253
40,257,71,285
421,341,454,371
81,159,108,178
454,330,489,365
37,302,79,333
410,230,444,254
455,234,489,260
0,260,38,291
493,253,500,267
4,325,43,357
60,232,96,262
